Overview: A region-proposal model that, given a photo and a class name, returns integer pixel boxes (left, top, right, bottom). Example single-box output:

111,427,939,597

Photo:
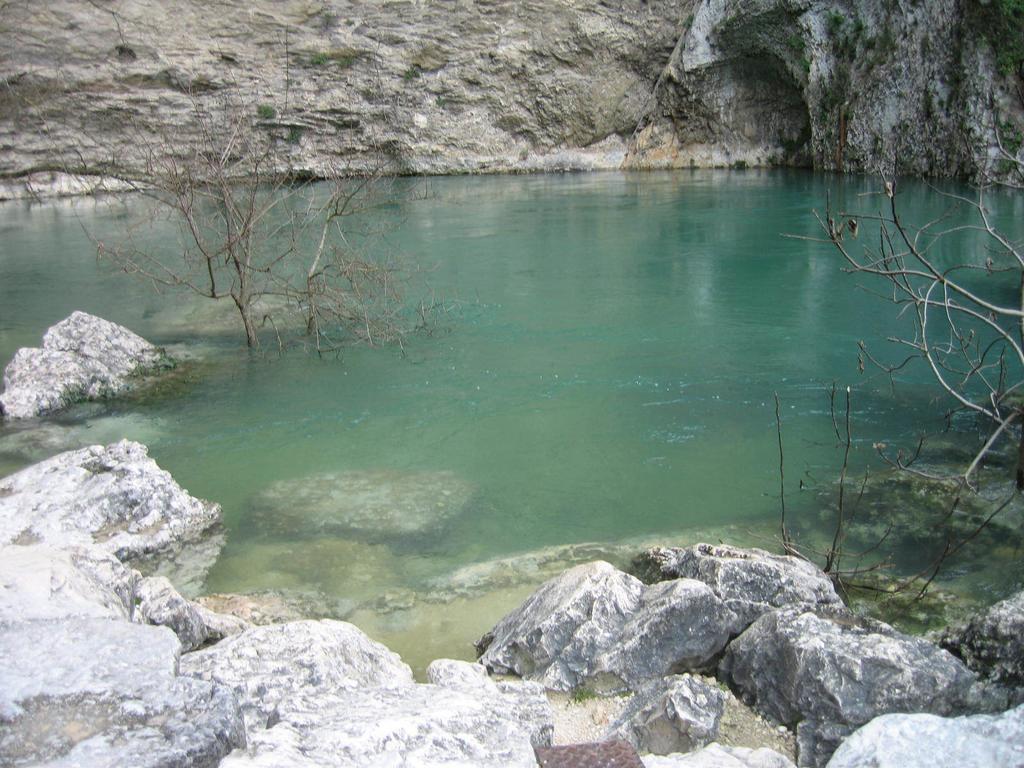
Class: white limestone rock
0,440,223,585
179,619,415,730
0,616,245,767
0,311,173,420
426,658,496,693
0,544,138,625
634,543,842,629
607,674,728,754
221,685,545,768
136,575,250,652
595,578,739,689
427,658,555,748
643,743,796,767
825,705,1024,768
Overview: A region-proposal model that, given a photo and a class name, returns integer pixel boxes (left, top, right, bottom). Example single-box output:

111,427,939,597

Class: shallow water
2,170,1022,671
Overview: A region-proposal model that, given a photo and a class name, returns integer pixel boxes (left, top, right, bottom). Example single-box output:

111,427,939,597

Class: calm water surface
2,170,1021,669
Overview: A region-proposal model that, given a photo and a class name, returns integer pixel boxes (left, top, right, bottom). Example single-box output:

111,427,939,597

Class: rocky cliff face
0,0,1020,193
631,0,1024,177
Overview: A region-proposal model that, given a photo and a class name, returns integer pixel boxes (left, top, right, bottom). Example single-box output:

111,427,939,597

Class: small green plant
569,687,600,704
307,48,360,68
256,103,276,120
999,120,1024,154
787,34,806,54
402,66,421,81
685,13,695,27
826,10,846,36
968,0,1024,75
287,125,303,144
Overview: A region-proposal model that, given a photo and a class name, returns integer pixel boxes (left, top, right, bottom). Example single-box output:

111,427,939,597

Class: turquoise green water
1,170,1022,667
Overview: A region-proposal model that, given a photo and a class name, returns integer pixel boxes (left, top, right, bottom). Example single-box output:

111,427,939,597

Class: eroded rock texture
0,0,1020,197
0,312,173,420
719,606,998,766
0,440,223,589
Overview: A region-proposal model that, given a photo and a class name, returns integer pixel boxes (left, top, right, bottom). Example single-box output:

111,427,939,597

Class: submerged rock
0,440,223,586
0,311,173,420
939,588,1024,690
633,543,842,629
248,468,475,540
0,411,168,465
202,535,401,609
719,607,994,767
179,619,415,730
824,704,1024,768
0,616,245,767
195,591,329,626
607,674,728,755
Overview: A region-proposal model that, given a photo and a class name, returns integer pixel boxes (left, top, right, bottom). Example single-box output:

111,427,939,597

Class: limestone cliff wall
0,0,1020,193
630,0,1024,177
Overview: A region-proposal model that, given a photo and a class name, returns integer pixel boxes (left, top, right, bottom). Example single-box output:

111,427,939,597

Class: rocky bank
1,0,1022,199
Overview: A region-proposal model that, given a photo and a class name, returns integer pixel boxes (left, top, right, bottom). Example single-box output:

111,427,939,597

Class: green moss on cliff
968,0,1024,75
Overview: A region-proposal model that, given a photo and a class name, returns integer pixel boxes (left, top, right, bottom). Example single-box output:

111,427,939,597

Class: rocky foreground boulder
182,623,553,767
607,674,728,755
180,620,416,730
825,704,1024,768
720,606,999,767
477,561,740,691
479,546,842,692
136,575,250,651
634,544,843,630
0,440,223,591
0,311,173,420
940,588,1024,690
643,744,796,767
0,555,246,768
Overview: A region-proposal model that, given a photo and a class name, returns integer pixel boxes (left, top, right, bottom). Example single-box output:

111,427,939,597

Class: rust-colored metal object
534,740,645,768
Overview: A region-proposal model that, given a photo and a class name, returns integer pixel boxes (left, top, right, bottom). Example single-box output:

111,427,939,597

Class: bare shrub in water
86,90,439,352
789,140,1024,594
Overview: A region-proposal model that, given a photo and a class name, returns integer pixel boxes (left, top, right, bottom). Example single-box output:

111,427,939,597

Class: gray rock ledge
0,440,223,587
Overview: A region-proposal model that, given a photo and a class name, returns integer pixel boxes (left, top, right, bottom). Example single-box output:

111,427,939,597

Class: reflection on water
1,170,1022,670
